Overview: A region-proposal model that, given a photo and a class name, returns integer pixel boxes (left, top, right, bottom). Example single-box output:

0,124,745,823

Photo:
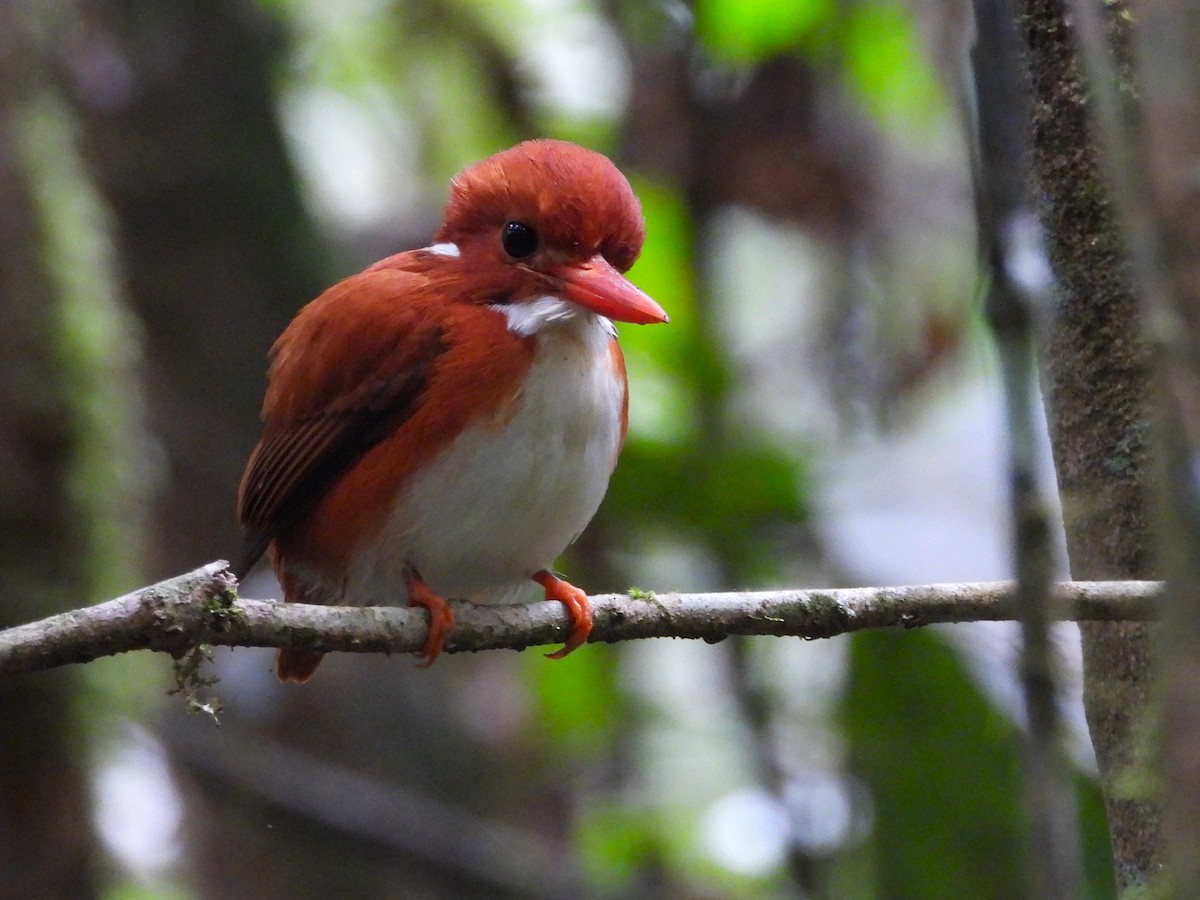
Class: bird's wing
233,267,447,577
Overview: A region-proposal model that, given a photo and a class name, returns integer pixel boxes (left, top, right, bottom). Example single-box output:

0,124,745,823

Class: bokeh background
1,0,1115,897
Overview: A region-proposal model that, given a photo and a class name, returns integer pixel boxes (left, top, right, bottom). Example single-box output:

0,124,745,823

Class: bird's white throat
492,295,617,340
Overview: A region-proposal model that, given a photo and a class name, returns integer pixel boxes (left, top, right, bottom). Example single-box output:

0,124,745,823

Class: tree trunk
1021,1,1162,892
64,0,329,578
1133,4,1200,894
0,4,100,896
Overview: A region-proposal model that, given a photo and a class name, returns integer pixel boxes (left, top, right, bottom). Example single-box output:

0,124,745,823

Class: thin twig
971,0,1083,894
0,561,1161,679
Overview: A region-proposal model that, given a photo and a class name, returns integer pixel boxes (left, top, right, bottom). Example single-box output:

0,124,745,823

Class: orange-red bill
551,254,669,325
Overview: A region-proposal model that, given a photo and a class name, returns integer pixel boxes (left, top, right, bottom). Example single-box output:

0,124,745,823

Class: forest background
0,0,1177,898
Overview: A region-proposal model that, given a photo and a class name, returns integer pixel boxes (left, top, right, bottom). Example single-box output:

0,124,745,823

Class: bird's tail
276,649,325,683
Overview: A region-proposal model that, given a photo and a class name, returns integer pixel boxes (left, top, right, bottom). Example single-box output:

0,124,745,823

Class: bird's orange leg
404,566,454,669
533,570,593,659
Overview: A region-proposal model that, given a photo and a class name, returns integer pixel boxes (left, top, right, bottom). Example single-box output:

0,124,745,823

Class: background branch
0,562,1161,679
971,0,1082,894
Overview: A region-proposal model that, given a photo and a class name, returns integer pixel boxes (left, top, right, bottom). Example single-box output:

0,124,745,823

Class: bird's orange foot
404,566,454,668
533,570,593,659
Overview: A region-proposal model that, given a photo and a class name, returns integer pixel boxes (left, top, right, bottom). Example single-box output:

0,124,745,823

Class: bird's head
432,139,669,327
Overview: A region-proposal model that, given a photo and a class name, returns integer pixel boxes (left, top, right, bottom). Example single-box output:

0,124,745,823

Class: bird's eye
501,221,538,259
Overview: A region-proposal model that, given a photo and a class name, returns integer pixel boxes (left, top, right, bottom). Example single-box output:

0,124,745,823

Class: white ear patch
426,242,461,257
493,296,617,339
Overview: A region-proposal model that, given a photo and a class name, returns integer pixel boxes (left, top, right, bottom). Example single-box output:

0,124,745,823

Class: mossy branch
0,561,1162,678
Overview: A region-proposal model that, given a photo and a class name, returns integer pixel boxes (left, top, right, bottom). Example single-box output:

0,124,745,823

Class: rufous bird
233,139,668,683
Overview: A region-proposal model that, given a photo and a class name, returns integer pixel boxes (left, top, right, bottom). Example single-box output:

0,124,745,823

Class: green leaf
574,799,664,891
696,0,836,62
522,643,622,757
842,1,946,130
842,630,1116,898
840,629,1025,899
618,178,703,445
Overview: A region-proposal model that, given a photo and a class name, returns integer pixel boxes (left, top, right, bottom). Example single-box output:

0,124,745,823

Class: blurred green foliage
525,643,623,756
841,1,947,129
697,0,945,129
697,0,836,61
15,94,171,741
606,179,806,581
843,630,1027,898
842,630,1115,899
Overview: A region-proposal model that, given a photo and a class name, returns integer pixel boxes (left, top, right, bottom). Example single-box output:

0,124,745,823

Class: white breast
344,299,625,606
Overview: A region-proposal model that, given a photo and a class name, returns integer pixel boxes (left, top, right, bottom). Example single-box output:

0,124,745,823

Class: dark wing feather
233,268,447,578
